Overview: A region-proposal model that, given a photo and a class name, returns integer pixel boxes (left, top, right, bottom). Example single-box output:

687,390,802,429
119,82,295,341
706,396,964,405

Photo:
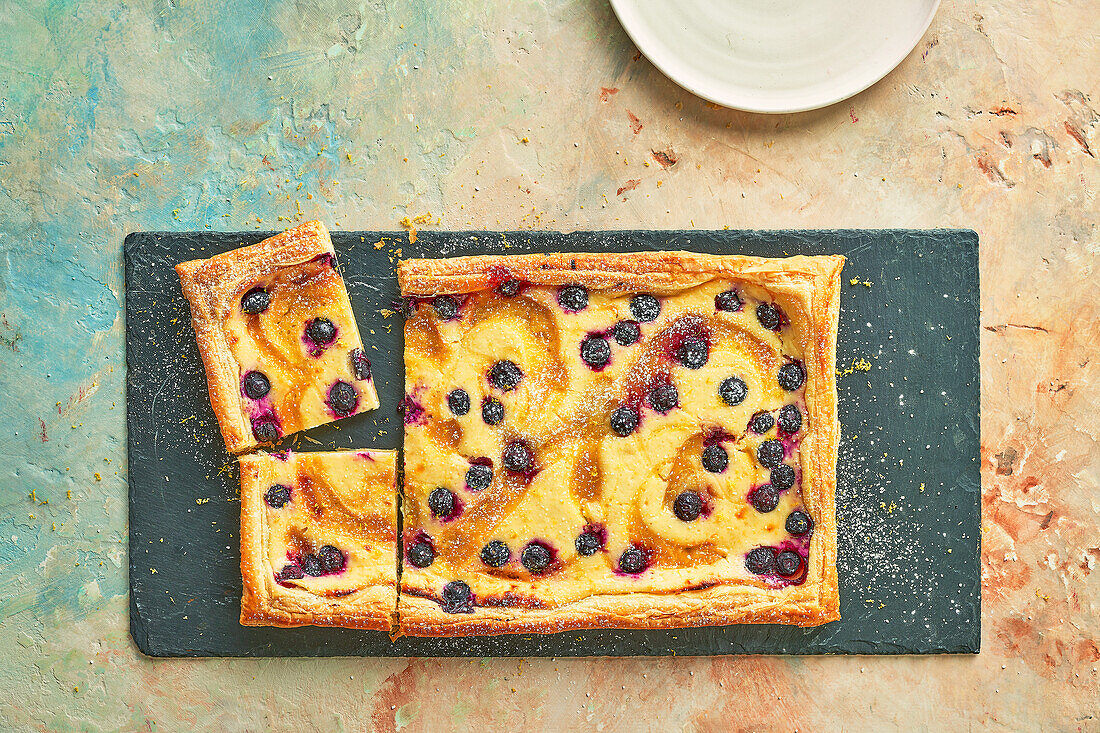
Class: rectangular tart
239,449,398,631
396,251,843,635
176,221,379,454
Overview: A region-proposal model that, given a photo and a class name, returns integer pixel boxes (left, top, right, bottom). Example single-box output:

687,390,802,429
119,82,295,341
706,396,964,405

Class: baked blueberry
714,289,742,312
482,397,505,425
278,564,304,581
777,404,802,433
749,411,775,434
521,543,551,573
778,362,805,391
327,381,358,415
442,580,473,613
610,406,639,437
428,487,456,519
612,320,641,346
305,317,337,346
673,491,703,521
676,338,709,369
447,388,471,416
502,441,533,473
557,285,588,312
350,348,372,381
756,302,781,331
745,546,777,575
433,295,459,320
749,484,779,513
630,294,661,322
264,484,291,509
243,371,270,400
776,550,802,577
719,376,748,406
465,463,493,491
252,417,279,443
575,531,603,556
580,335,612,369
407,541,435,568
647,383,679,413
480,540,510,568
241,287,271,314
757,439,784,468
702,444,728,473
319,545,345,572
490,359,523,390
785,510,812,536
618,545,646,574
496,278,521,297
300,554,324,577
770,464,796,491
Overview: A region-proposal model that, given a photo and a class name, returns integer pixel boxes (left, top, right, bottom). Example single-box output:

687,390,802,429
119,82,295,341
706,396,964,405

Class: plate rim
608,0,941,114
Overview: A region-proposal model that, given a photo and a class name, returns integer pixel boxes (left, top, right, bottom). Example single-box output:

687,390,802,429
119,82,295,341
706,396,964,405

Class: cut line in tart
176,220,379,454
396,251,843,636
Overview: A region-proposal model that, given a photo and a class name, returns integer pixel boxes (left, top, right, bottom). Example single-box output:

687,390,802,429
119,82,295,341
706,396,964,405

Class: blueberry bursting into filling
776,550,802,577
647,383,679,413
521,543,552,573
319,545,345,573
777,404,802,433
243,371,270,400
702,444,728,473
496,278,521,297
305,317,337,346
489,359,523,390
580,335,611,369
778,362,806,391
719,376,747,406
609,406,639,437
575,531,603,556
756,302,782,331
749,484,779,513
428,487,456,519
673,491,704,522
629,293,661,323
502,441,534,473
433,295,459,320
480,540,510,568
465,463,493,491
327,381,359,416
349,348,372,381
241,287,271,314
618,545,647,574
714,289,742,312
441,580,474,613
757,439,785,468
278,564,304,581
264,484,291,509
786,510,812,536
407,541,435,568
482,397,505,425
770,464,796,491
300,554,324,577
676,338,709,369
252,417,280,443
447,388,471,416
749,411,775,434
745,546,778,575
612,320,641,346
557,285,589,312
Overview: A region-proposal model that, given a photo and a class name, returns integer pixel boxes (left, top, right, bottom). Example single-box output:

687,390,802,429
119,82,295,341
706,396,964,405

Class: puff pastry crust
239,449,398,631
176,221,379,454
396,251,844,636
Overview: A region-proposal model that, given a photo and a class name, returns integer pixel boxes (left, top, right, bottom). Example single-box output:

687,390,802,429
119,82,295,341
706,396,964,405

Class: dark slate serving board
125,229,980,657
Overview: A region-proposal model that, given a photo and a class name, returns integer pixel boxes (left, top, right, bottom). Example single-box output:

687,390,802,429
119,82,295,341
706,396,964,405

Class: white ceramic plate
609,0,940,113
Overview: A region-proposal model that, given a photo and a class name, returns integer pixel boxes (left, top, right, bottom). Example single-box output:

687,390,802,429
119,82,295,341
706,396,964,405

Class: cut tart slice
239,449,398,631
397,251,843,636
176,220,379,454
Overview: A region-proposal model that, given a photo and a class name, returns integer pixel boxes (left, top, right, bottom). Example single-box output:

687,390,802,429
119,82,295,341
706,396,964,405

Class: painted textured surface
0,0,1095,730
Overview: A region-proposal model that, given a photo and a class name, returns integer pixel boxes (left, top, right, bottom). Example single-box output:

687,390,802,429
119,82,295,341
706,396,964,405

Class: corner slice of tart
176,220,379,454
396,251,843,636
239,449,398,631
